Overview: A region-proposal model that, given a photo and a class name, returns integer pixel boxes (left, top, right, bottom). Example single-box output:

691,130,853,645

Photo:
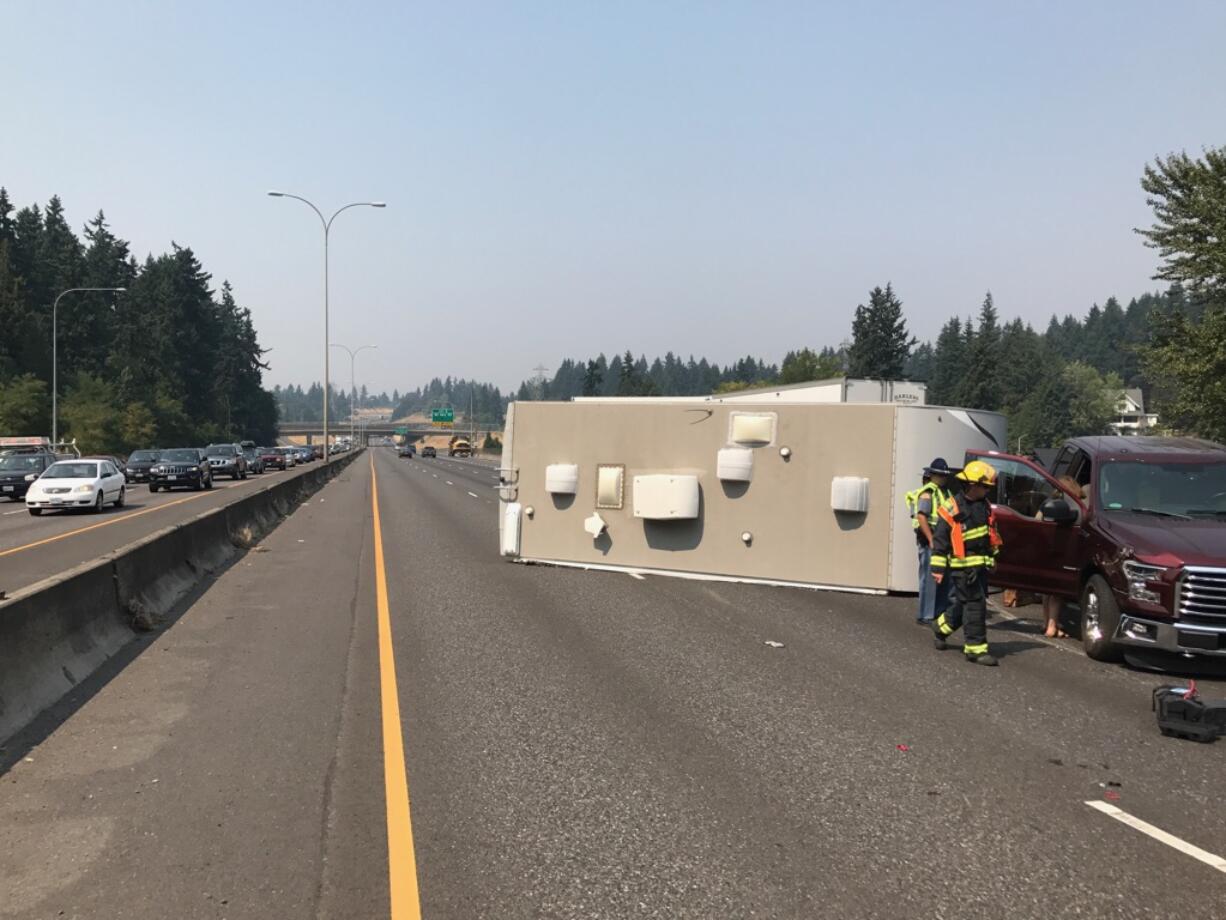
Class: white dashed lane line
446,481,454,486
467,491,478,498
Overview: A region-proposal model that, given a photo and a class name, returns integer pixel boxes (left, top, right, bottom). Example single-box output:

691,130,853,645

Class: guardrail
0,450,363,745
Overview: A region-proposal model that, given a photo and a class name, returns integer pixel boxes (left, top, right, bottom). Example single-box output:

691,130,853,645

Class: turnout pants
934,568,990,657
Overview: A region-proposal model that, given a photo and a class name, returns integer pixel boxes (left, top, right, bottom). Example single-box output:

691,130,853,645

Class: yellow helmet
957,459,997,486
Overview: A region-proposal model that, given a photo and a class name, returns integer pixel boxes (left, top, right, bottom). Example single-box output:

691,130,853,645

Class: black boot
964,652,999,667
932,621,949,651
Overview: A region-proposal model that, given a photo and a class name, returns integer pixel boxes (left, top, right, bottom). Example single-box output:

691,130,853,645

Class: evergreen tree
1137,146,1226,304
617,350,642,396
780,347,842,384
847,283,913,378
959,292,1002,410
582,359,603,396
997,319,1047,417
927,318,965,406
903,342,934,381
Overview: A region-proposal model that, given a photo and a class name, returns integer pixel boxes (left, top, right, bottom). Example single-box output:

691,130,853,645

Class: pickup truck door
964,450,1086,598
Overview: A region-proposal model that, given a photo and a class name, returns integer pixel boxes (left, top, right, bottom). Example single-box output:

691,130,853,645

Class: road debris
763,640,784,648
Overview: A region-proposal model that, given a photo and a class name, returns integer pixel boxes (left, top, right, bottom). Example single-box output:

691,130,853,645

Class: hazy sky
5,1,1224,395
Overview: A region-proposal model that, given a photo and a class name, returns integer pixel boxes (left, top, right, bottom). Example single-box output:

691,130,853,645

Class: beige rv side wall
501,401,901,590
500,400,1006,593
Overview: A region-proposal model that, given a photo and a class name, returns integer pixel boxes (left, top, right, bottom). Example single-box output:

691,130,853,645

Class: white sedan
26,459,127,516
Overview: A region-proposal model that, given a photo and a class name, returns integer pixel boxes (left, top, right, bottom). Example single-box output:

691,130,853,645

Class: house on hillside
1110,388,1159,436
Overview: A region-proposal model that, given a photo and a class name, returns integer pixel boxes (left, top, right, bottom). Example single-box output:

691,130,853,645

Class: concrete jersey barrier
0,450,362,746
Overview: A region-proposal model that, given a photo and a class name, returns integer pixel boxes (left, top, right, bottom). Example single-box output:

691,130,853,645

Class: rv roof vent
545,463,580,495
633,474,700,520
729,412,775,446
831,476,870,513
716,447,754,482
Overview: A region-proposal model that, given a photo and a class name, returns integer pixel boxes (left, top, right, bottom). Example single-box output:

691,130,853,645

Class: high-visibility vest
934,495,1002,569
905,482,948,530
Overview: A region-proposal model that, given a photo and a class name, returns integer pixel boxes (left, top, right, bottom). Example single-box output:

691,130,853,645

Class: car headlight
1123,560,1167,605
74,483,94,493
24,473,37,481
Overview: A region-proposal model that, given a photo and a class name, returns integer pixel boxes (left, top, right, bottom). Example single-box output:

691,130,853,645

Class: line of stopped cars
2,437,331,517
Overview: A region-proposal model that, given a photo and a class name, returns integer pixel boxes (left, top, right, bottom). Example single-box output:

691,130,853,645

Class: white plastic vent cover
633,474,700,520
545,463,580,494
596,465,625,509
716,447,754,482
729,412,775,446
830,476,870,513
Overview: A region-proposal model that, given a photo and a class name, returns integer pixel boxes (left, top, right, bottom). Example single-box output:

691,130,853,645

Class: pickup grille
1178,567,1226,625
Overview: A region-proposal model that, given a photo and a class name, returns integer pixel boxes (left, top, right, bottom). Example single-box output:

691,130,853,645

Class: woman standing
1038,475,1084,638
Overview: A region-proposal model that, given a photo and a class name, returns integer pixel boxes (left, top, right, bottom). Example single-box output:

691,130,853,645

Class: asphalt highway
1,447,1224,919
0,461,334,597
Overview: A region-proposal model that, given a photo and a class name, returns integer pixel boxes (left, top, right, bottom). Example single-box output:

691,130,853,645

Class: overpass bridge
277,421,491,442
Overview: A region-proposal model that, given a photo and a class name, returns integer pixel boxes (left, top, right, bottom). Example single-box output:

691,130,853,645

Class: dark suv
124,449,162,483
204,443,248,480
0,451,58,500
150,448,214,491
969,437,1226,662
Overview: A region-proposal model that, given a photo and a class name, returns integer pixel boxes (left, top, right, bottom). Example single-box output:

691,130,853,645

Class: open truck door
965,450,1086,599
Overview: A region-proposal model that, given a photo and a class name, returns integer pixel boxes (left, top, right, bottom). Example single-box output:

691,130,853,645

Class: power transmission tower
531,364,549,401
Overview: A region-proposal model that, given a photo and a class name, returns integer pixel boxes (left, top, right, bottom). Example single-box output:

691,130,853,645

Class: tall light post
267,191,385,458
52,287,126,445
330,343,377,445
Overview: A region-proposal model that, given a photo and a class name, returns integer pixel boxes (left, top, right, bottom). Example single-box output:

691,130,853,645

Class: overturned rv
498,390,1006,594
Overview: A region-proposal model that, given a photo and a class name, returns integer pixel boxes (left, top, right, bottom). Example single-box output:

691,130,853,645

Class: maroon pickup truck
966,437,1226,662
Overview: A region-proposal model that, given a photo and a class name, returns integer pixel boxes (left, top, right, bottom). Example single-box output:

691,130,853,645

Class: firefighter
930,460,1002,666
905,458,954,624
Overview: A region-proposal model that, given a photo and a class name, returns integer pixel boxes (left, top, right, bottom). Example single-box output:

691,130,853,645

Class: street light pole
268,192,385,458
330,343,377,446
52,287,126,446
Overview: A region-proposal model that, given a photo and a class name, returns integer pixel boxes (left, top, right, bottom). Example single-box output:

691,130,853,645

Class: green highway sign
431,407,455,427
394,426,408,436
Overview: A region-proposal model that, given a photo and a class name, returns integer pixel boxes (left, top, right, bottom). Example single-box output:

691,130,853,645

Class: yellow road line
0,489,217,559
370,454,424,919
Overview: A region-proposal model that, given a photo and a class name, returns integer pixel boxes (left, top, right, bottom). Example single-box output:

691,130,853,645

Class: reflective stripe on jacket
930,494,1001,571
904,482,949,531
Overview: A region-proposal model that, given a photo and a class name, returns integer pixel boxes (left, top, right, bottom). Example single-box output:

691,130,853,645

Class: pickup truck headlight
1123,561,1167,605
24,473,37,481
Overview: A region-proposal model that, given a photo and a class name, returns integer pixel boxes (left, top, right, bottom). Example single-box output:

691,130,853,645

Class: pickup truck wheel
150,483,159,493
1080,574,1124,662
28,508,42,516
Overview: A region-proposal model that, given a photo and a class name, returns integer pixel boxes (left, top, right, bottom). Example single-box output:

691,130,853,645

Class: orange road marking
370,454,424,919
